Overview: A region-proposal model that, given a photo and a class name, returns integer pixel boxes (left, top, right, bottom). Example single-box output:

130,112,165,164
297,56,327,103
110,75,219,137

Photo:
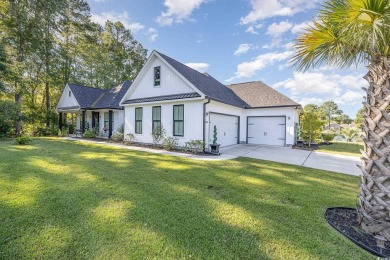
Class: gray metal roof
157,52,248,108
67,81,132,110
122,92,201,104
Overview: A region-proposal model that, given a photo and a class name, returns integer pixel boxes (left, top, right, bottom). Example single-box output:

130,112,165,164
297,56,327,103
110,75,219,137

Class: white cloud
185,62,209,72
246,26,259,34
91,11,144,32
291,20,313,34
226,50,294,82
156,0,208,26
234,44,252,56
266,21,293,38
294,97,324,107
335,91,364,105
145,28,158,42
241,0,319,24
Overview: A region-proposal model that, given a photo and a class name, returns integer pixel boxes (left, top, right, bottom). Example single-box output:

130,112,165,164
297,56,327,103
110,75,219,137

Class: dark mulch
325,207,390,257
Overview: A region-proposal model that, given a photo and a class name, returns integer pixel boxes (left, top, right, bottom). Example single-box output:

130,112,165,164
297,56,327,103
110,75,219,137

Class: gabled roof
156,51,248,108
227,81,300,108
67,81,132,110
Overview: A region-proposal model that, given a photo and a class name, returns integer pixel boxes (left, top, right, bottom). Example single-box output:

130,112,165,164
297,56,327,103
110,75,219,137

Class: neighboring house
56,81,131,137
324,123,341,131
119,51,302,148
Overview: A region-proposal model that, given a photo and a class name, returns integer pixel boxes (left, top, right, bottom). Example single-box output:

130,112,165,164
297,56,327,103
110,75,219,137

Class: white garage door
209,113,239,147
247,117,285,146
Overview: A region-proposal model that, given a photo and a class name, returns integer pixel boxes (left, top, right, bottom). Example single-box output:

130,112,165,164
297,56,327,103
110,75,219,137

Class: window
173,105,184,136
69,91,71,97
104,112,109,129
135,108,142,134
154,66,161,86
152,106,161,135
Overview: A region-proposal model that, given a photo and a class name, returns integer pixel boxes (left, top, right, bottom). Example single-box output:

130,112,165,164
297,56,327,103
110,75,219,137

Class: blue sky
88,0,367,118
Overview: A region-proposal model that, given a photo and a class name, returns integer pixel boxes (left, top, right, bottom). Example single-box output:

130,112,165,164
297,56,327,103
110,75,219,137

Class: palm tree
292,0,390,240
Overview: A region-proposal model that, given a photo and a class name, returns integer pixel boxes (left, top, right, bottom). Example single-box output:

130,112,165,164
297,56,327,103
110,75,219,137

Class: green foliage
34,127,58,137
14,135,31,145
300,104,324,144
151,125,165,145
83,127,98,139
0,100,18,137
126,133,135,143
354,107,364,128
185,139,205,152
321,132,336,142
111,132,124,142
117,123,124,134
161,136,178,151
340,128,359,142
213,125,218,144
319,101,342,127
334,114,352,124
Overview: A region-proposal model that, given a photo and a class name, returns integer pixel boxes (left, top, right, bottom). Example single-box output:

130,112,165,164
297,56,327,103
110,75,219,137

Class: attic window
154,66,161,86
69,91,71,97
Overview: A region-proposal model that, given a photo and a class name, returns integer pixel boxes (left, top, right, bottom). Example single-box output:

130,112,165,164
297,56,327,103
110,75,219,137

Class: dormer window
154,66,161,86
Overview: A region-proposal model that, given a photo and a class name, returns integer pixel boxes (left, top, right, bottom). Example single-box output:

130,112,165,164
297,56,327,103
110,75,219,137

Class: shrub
83,128,98,138
185,140,205,152
15,136,31,145
126,133,135,143
162,136,178,150
35,127,58,137
111,132,124,142
117,124,124,134
151,125,165,145
0,100,19,138
321,132,336,143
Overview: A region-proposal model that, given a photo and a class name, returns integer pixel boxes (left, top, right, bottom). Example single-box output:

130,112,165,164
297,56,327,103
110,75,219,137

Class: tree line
0,0,147,137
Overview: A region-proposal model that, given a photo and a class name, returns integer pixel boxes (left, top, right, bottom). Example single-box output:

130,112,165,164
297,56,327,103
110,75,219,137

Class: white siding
56,85,79,110
123,56,198,101
124,100,204,147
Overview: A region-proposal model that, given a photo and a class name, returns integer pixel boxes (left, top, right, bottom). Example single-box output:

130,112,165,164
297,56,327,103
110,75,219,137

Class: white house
56,81,131,137
119,51,302,148
56,50,302,149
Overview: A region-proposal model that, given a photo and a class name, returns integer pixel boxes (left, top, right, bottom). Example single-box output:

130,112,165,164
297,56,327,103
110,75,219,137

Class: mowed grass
0,138,371,259
318,141,363,157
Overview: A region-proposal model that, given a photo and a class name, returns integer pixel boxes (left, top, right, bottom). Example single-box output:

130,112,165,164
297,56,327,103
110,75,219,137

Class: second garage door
247,116,286,146
209,113,239,147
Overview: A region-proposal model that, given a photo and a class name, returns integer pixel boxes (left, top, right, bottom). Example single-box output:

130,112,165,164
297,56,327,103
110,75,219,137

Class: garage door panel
248,117,285,146
209,113,239,147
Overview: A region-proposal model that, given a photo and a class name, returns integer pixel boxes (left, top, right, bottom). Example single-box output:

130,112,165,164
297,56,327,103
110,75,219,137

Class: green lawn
317,141,363,157
0,138,371,259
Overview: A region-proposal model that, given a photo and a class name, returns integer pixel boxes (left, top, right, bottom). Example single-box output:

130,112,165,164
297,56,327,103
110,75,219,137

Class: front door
92,112,99,129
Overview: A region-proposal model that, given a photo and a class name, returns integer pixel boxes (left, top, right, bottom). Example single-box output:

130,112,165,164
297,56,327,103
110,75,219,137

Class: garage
209,113,239,147
247,116,286,146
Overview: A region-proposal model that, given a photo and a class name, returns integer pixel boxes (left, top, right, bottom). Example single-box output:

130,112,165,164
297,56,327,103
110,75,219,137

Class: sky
88,0,367,118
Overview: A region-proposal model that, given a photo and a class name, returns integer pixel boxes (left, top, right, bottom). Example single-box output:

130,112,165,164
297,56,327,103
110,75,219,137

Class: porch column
81,110,86,133
59,112,63,129
108,110,113,138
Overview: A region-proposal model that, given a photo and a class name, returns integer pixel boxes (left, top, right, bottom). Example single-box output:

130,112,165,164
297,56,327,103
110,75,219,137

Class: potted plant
209,125,220,155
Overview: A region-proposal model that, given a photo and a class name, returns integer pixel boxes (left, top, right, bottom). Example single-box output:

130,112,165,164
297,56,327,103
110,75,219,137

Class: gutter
203,98,211,152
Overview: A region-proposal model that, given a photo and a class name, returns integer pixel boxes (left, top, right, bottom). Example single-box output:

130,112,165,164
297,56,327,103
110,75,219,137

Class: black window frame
154,66,161,86
152,106,161,135
135,107,143,134
173,105,184,137
69,91,72,97
104,112,109,129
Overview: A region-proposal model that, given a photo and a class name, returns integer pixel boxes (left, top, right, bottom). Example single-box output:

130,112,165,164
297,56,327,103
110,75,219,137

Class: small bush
185,140,205,152
117,124,124,134
83,129,97,138
15,136,31,145
151,125,165,145
111,132,124,142
321,133,336,143
162,136,178,150
126,133,135,143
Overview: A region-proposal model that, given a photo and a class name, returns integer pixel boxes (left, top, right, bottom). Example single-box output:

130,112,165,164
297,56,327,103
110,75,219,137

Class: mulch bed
325,207,390,257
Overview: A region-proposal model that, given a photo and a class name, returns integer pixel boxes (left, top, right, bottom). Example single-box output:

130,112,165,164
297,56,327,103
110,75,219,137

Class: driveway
220,144,361,176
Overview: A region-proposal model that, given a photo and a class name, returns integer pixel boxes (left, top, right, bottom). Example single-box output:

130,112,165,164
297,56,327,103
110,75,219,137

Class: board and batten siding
124,100,204,147
56,84,79,109
123,55,197,101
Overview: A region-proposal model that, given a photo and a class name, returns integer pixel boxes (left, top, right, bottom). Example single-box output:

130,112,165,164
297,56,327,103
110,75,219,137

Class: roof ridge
227,80,263,86
68,82,106,91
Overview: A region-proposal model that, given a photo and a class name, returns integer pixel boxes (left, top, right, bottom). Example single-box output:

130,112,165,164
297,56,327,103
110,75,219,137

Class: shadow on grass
0,138,370,259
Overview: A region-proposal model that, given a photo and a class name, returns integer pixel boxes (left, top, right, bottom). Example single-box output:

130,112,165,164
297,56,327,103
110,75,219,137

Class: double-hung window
173,105,184,136
152,106,161,135
104,112,109,129
135,108,143,134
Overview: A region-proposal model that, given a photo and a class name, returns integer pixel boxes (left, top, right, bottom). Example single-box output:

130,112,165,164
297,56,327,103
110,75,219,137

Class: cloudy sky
88,0,367,117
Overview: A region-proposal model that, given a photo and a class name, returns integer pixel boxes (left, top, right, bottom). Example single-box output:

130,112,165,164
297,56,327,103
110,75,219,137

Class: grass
0,138,372,259
317,141,363,157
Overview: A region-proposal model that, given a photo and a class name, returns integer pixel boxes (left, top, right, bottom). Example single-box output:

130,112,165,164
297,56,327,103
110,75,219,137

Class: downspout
203,98,211,152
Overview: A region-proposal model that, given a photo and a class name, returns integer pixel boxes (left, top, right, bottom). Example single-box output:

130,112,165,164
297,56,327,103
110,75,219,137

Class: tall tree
354,107,364,128
300,104,324,146
292,0,390,240
319,101,342,127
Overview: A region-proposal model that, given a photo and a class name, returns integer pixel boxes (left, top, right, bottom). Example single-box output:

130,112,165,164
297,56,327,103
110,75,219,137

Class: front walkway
63,138,361,176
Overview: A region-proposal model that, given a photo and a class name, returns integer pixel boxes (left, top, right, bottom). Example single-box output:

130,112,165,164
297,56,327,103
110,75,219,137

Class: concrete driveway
220,144,361,176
